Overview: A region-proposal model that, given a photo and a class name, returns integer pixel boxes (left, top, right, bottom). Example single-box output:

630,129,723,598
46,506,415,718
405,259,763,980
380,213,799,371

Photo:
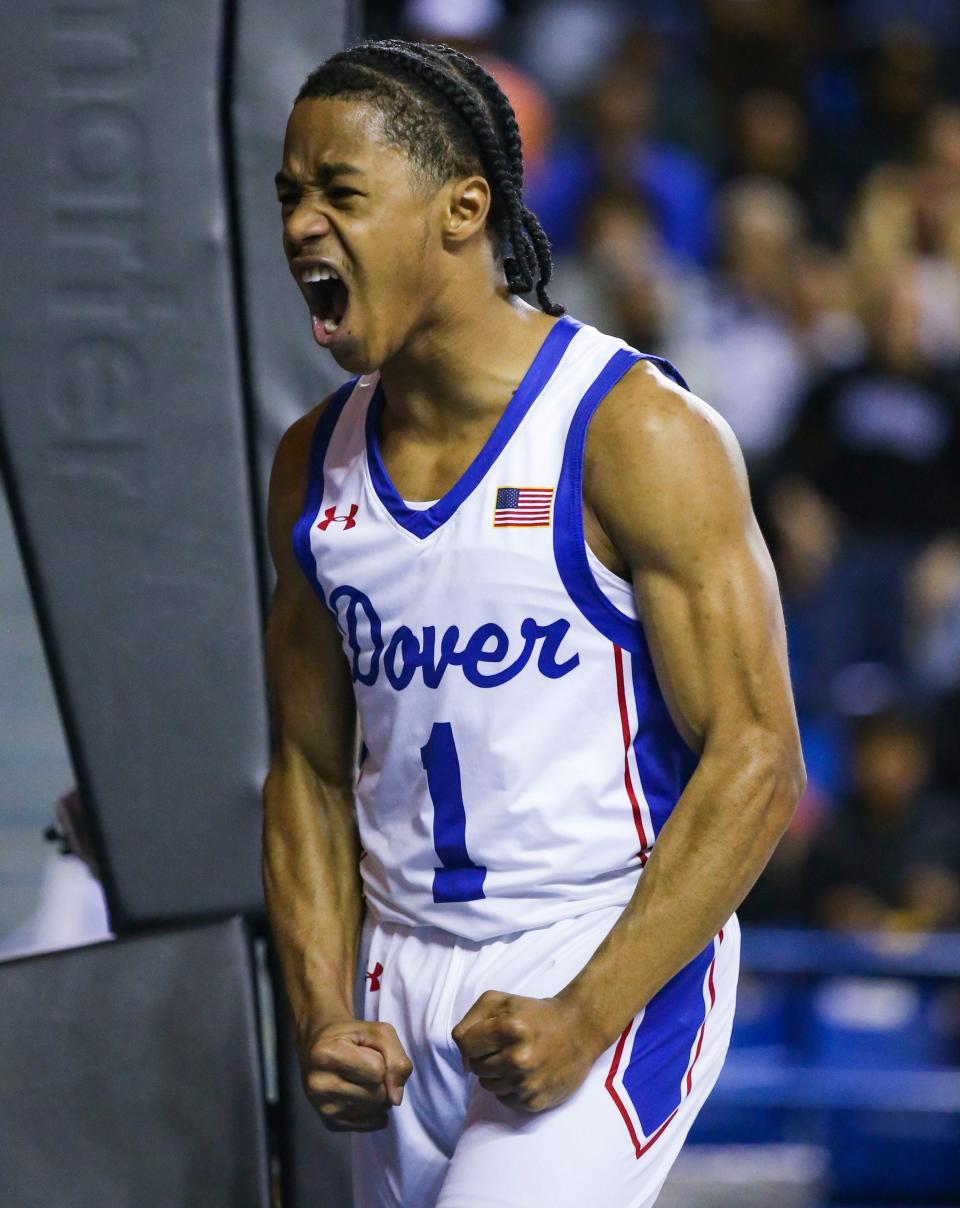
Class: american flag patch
493,486,554,527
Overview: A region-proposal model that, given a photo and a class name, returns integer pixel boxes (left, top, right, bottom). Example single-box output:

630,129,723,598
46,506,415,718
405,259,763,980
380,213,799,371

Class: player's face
277,97,442,373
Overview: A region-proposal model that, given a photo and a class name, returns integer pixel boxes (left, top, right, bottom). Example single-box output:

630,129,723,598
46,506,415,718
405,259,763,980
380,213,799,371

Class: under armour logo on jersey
365,961,383,992
318,503,359,531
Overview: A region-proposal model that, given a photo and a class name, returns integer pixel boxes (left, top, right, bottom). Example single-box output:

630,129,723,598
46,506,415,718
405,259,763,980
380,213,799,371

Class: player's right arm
263,400,412,1129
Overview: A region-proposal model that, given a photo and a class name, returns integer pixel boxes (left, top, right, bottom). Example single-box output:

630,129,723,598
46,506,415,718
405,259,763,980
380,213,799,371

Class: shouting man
263,38,805,1208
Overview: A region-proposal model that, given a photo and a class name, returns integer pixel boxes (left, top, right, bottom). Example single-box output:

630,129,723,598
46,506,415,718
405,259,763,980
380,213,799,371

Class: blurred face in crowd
923,104,960,184
871,28,936,124
582,193,657,278
912,115,960,260
581,193,665,345
737,90,806,180
589,68,655,164
789,244,854,330
852,722,930,815
719,180,804,308
865,261,926,372
912,164,960,257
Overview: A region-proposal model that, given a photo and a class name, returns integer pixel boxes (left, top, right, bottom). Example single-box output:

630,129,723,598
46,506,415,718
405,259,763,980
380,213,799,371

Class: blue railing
690,927,960,1203
740,927,960,980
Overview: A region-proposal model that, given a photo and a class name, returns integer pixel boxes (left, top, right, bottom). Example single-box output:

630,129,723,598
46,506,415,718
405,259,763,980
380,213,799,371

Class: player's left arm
453,361,806,1111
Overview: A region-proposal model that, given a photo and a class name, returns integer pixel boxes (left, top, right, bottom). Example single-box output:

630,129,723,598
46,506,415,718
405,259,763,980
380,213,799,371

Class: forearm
556,732,803,1052
263,755,364,1044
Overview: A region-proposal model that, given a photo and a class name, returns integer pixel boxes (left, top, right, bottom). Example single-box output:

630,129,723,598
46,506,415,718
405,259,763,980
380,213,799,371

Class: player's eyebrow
274,163,365,190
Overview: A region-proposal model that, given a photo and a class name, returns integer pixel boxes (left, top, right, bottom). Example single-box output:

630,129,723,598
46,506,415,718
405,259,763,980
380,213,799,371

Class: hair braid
297,39,564,315
343,42,541,296
345,41,540,289
424,44,563,315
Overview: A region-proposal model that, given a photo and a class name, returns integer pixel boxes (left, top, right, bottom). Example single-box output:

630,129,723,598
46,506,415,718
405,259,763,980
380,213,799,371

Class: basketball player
263,38,805,1208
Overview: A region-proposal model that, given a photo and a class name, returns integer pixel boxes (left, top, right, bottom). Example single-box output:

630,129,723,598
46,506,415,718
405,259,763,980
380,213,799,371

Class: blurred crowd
374,0,960,933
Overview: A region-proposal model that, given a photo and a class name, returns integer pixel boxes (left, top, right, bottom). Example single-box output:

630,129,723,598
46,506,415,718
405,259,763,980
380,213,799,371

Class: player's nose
284,197,333,249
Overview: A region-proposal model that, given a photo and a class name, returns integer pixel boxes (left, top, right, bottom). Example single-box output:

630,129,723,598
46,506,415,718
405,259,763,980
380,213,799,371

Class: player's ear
443,175,491,244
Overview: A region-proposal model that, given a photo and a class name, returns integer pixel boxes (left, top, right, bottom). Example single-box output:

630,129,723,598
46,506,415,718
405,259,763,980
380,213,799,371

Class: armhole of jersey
291,377,359,601
553,350,691,654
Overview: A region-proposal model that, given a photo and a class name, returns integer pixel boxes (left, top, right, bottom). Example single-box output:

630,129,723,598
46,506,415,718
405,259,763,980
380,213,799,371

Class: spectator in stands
777,253,960,543
787,242,866,374
806,711,960,931
703,0,809,134
527,51,713,262
730,89,805,181
852,23,941,178
739,778,828,926
771,256,960,670
763,475,848,723
848,107,960,369
922,101,960,194
726,89,849,245
550,186,677,352
905,535,960,699
664,176,808,469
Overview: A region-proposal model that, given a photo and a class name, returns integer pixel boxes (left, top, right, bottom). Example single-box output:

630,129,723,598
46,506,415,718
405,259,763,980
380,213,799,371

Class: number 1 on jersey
420,722,487,903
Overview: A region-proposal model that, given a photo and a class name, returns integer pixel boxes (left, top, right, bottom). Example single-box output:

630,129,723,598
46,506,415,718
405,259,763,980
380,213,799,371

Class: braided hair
295,39,564,316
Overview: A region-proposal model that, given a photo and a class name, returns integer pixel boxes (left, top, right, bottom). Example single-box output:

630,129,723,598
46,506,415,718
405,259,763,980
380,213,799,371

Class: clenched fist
299,1019,414,1132
452,991,599,1113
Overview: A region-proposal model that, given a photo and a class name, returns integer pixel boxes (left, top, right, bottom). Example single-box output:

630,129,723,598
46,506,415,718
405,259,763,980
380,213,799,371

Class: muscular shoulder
267,395,333,580
583,358,752,572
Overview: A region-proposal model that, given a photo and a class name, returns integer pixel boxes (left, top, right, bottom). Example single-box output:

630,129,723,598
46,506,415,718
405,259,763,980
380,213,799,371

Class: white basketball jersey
293,316,698,940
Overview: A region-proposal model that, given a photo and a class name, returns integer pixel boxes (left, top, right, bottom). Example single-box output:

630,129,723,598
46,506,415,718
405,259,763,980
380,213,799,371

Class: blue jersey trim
291,377,359,603
621,938,715,1137
629,646,699,837
553,349,690,653
365,315,581,539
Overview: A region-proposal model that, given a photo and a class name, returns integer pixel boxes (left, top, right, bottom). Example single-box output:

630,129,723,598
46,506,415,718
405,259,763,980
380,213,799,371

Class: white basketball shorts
351,903,740,1207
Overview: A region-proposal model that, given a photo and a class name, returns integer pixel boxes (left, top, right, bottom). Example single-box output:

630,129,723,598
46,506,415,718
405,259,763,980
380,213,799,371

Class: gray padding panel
0,917,271,1208
232,0,355,555
271,941,354,1207
233,8,359,1199
0,1,269,926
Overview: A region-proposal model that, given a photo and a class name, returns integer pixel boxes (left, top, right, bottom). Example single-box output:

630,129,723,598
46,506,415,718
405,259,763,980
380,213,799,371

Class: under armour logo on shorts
365,961,383,992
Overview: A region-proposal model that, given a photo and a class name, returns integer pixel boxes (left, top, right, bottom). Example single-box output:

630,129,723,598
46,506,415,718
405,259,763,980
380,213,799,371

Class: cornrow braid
421,43,560,311
343,40,541,295
296,39,563,316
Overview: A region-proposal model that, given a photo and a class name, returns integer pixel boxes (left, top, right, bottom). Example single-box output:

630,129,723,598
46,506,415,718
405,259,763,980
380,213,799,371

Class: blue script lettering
329,584,382,685
326,584,580,690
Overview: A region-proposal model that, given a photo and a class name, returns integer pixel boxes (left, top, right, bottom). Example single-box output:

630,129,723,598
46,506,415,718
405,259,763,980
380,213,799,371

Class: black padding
0,0,269,927
231,0,355,569
0,917,271,1208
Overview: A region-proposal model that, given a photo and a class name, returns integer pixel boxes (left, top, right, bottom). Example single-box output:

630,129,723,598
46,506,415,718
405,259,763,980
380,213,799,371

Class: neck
377,278,558,436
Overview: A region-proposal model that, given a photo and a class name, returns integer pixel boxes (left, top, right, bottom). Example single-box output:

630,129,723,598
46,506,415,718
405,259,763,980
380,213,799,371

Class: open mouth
300,264,349,337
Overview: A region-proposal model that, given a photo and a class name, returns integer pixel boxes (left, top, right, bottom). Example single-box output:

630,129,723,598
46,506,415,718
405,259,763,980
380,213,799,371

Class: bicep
633,504,792,756
588,364,799,759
